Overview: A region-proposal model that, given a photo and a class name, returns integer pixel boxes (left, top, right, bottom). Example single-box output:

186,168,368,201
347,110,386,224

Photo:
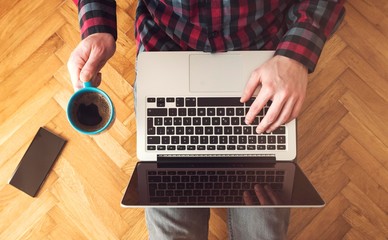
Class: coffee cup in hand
67,82,115,134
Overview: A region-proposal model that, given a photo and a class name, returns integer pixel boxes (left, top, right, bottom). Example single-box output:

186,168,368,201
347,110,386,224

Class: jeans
145,208,290,240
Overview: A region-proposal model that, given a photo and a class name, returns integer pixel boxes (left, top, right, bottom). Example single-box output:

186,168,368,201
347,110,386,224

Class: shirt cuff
275,22,327,73
77,0,117,41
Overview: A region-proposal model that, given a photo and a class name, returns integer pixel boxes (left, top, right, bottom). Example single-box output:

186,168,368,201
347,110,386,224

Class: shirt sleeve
73,0,117,41
275,0,345,73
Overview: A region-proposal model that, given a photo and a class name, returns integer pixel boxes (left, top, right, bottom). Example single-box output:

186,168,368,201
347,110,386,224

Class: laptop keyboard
146,97,286,151
147,169,285,205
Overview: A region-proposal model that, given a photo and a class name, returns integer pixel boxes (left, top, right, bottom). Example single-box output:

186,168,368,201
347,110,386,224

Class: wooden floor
1,0,387,239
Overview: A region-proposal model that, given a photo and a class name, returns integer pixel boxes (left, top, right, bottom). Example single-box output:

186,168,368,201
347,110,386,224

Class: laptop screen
121,161,324,207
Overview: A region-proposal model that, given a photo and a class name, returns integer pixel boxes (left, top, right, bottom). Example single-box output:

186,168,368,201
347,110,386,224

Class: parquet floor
0,0,387,239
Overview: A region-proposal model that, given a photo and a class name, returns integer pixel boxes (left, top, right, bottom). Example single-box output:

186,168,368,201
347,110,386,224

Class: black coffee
71,92,111,132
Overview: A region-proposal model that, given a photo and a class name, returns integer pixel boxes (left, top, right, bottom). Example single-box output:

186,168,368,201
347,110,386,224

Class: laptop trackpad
189,54,243,93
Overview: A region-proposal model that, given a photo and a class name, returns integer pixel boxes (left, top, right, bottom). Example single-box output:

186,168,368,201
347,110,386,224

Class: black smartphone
9,127,66,197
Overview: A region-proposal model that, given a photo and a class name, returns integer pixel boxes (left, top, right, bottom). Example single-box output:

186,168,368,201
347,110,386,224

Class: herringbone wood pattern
0,0,387,239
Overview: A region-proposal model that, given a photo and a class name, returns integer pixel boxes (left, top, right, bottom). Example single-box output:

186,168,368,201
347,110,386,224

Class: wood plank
340,91,388,146
0,54,63,122
343,3,388,60
293,194,350,240
0,191,58,240
52,159,130,237
302,55,347,113
340,113,388,169
338,47,388,102
343,228,371,240
319,216,351,240
298,80,348,140
341,136,388,193
0,78,61,146
343,206,387,240
47,207,88,240
50,178,119,240
342,182,388,235
0,0,65,62
0,14,65,81
341,159,388,213
298,98,348,161
348,0,388,38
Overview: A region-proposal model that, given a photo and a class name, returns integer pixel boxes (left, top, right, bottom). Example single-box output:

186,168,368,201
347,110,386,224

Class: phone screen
9,127,66,197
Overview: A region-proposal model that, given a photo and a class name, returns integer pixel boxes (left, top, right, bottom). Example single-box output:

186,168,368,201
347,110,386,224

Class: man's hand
240,55,308,133
67,33,116,91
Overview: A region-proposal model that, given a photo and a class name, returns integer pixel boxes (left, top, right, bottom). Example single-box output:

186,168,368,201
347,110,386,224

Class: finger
91,72,102,87
79,50,105,84
264,185,283,205
254,184,272,205
67,53,84,91
256,95,286,133
244,88,272,125
266,97,295,133
240,68,262,103
243,191,254,205
288,96,304,123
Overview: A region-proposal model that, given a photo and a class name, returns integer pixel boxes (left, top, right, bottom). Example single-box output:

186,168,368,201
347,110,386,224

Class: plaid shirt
74,0,345,72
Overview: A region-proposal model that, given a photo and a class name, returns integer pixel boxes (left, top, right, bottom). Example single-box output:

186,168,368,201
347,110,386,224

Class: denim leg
145,208,210,240
227,208,290,240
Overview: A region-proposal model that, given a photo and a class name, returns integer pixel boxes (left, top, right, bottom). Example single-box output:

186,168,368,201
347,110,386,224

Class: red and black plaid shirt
74,0,345,72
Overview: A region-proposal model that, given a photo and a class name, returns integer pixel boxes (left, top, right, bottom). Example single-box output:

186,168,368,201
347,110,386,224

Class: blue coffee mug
67,82,115,135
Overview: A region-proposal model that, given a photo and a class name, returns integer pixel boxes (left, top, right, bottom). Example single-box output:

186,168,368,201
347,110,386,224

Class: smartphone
9,127,66,197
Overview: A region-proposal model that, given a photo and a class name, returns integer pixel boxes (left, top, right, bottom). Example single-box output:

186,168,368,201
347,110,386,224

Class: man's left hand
240,55,308,133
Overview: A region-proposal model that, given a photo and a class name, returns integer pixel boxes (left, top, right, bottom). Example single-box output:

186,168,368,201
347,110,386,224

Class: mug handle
83,81,93,88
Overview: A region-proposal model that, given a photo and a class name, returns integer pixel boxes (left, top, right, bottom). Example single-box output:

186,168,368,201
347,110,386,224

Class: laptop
121,51,324,207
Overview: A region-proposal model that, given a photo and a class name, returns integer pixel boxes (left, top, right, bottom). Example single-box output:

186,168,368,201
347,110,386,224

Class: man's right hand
67,33,116,91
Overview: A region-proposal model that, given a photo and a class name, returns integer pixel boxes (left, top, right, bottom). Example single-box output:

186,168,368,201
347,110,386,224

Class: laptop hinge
156,154,276,163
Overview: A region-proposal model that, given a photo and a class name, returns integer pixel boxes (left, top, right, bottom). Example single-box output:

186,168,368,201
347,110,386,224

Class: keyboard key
198,108,206,116
147,97,156,103
236,108,245,116
157,98,165,107
226,108,235,116
162,136,170,144
217,108,225,116
277,145,286,150
277,136,286,144
178,108,187,116
207,108,216,116
185,98,196,106
173,117,182,125
147,146,156,150
147,136,160,144
176,98,184,107
169,108,177,116
273,126,286,134
147,108,167,116
198,97,243,107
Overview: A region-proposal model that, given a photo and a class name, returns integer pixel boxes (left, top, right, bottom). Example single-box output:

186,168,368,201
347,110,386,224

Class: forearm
275,0,346,73
73,0,118,41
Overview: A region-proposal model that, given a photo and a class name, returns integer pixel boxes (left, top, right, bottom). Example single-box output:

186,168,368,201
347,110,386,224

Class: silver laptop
121,51,324,207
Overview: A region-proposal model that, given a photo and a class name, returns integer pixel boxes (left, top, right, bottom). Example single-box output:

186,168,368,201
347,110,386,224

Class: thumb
240,67,263,103
79,51,102,83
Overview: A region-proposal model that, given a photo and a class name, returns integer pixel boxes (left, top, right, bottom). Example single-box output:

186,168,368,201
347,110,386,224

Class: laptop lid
135,51,296,161
121,160,324,208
